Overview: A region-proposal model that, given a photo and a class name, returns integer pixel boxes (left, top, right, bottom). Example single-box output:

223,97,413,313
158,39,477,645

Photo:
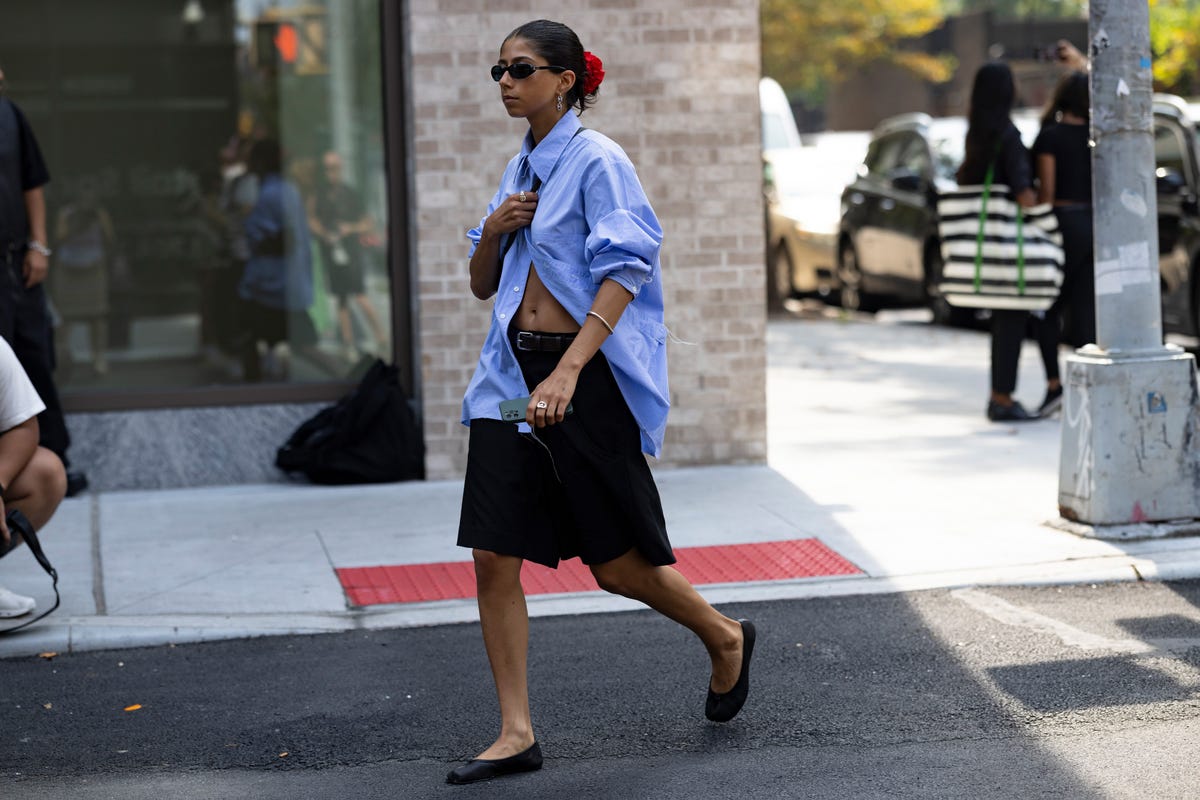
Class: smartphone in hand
499,396,574,422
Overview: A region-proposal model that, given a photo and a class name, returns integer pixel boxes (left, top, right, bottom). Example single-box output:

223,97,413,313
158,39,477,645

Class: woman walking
450,19,755,786
1032,70,1094,416
958,62,1051,422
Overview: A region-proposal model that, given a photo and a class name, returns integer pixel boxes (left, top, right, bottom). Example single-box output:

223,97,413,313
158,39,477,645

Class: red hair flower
582,51,604,94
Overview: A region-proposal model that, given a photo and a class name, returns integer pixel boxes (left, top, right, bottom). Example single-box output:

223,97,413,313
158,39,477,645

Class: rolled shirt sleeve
582,158,663,296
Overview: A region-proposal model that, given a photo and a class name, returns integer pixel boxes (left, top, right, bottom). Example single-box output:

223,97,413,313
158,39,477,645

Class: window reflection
34,0,389,391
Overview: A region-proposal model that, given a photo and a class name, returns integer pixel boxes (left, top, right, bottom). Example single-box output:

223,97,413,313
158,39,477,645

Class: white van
760,77,803,151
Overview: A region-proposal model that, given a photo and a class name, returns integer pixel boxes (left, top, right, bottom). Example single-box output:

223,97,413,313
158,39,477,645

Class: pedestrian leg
471,548,536,760
589,547,745,695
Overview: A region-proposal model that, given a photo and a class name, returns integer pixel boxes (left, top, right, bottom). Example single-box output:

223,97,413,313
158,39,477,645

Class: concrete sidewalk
2,309,1198,659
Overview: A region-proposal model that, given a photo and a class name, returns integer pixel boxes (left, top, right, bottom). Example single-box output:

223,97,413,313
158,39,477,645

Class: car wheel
767,244,795,309
837,242,875,313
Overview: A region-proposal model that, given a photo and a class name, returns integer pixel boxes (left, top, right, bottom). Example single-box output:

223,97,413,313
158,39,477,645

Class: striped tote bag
937,163,1064,311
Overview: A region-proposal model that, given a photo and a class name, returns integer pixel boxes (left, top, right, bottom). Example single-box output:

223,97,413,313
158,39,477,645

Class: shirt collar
522,113,583,186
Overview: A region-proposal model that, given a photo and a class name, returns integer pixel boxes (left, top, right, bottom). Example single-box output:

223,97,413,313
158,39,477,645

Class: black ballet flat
446,741,543,785
705,619,756,722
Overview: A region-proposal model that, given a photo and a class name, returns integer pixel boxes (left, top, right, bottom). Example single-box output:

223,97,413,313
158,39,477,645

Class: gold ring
519,191,527,202
536,400,548,409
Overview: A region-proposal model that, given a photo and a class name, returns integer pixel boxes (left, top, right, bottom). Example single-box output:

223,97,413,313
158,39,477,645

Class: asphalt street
6,580,1200,799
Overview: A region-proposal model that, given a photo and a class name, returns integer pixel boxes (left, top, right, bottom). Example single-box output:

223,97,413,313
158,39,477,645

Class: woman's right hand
486,191,539,237
469,191,538,300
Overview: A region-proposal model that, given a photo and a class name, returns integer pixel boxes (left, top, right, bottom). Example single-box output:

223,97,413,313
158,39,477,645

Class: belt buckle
516,331,535,351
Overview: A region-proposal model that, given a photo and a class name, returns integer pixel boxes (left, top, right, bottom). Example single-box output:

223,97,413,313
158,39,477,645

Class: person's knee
29,447,67,509
590,561,634,597
6,447,67,530
472,548,521,588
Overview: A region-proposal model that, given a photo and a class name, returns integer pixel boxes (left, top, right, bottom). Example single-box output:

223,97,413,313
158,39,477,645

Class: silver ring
519,191,527,202
536,400,548,409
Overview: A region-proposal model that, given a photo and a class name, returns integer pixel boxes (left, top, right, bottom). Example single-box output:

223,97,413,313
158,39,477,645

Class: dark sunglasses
491,63,565,82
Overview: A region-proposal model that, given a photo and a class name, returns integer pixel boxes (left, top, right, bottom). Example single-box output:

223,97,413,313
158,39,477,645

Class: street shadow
0,592,1111,799
986,656,1193,713
1116,612,1200,642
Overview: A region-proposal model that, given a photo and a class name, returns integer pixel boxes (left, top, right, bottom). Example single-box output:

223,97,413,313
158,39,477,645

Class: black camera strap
0,509,60,636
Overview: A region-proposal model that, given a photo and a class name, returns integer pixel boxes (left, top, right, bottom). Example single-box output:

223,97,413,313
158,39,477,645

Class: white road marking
951,587,1154,654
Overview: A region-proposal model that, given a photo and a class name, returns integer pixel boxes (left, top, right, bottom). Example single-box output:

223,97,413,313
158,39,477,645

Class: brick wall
407,1,767,478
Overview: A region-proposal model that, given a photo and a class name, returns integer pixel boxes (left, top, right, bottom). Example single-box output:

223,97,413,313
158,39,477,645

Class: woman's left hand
528,365,580,427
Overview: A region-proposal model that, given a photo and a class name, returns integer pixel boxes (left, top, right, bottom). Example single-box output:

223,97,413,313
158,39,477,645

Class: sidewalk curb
5,549,1200,660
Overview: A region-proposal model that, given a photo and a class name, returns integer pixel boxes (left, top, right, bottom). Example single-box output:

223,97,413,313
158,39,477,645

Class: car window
865,134,905,178
894,134,931,176
1155,122,1186,175
763,113,795,151
930,135,963,182
1155,120,1188,179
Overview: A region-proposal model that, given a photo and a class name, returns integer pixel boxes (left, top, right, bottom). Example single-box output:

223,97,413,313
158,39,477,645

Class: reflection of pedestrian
0,64,86,495
238,139,340,382
309,151,387,359
214,135,258,363
52,188,114,375
448,20,754,787
1033,71,1094,418
957,62,1053,423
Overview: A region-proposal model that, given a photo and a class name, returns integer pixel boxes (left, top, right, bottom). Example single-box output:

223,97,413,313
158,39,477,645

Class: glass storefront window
5,0,390,394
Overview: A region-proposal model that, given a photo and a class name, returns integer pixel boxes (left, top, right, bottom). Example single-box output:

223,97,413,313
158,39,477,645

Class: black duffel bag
276,359,425,484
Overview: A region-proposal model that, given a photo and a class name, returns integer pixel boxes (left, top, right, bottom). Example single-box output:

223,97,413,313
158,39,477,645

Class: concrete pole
1090,0,1162,351
1056,0,1200,531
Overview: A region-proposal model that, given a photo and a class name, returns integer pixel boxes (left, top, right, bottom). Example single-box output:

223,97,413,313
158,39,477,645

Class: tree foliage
761,0,955,104
945,0,1086,17
1150,0,1200,95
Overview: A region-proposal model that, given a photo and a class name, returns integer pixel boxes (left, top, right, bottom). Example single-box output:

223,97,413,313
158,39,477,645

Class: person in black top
1033,70,1093,419
309,150,388,359
0,66,86,495
958,62,1055,423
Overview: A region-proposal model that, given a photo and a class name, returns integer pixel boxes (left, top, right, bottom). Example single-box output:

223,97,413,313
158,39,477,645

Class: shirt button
513,286,520,293
499,313,506,319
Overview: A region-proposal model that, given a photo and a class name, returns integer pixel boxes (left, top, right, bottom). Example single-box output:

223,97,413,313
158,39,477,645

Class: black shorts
457,331,675,569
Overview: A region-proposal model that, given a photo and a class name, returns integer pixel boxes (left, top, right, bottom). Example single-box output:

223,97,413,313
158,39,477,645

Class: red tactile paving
336,538,861,607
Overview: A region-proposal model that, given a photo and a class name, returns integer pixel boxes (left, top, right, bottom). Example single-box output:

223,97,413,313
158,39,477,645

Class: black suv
1153,94,1200,338
836,99,1200,337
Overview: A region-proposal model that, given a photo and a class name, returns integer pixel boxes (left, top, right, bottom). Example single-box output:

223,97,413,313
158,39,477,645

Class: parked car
760,76,803,151
763,135,867,305
836,98,1200,337
1153,93,1200,338
836,111,1039,323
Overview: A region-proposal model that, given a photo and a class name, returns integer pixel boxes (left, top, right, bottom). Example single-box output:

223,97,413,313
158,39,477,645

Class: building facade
2,0,767,489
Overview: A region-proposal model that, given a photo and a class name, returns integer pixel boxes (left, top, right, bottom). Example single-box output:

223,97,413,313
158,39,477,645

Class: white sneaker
0,586,36,618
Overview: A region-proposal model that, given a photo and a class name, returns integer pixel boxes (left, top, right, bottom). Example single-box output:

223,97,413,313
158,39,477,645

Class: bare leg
352,293,388,347
5,447,67,531
472,549,536,759
337,301,354,350
590,548,745,693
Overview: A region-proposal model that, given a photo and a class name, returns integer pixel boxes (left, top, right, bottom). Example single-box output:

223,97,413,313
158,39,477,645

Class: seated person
0,336,67,618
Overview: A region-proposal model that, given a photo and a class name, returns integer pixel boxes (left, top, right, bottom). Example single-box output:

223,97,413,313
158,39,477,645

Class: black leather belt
514,330,577,353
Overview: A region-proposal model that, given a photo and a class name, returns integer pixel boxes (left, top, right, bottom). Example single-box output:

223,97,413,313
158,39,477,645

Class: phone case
499,397,527,422
499,397,574,422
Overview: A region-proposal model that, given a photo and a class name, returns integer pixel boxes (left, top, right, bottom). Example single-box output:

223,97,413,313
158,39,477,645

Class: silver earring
556,95,563,112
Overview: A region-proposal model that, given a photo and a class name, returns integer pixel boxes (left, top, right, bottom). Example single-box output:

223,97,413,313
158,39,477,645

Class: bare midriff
514,262,580,333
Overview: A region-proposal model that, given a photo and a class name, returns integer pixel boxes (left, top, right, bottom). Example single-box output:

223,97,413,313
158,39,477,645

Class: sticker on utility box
1147,391,1167,414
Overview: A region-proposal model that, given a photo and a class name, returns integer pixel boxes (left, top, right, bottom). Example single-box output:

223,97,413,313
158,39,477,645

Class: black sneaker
986,400,1035,422
1037,386,1064,418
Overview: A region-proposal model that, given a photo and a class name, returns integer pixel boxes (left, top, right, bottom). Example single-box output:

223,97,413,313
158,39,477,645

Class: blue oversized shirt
463,113,670,456
240,174,314,312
